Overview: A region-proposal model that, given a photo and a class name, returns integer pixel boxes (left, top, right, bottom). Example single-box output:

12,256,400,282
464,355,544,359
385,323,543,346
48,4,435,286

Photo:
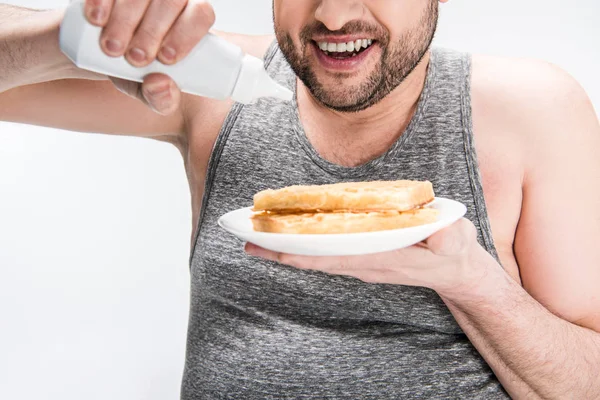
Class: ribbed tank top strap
458,52,499,261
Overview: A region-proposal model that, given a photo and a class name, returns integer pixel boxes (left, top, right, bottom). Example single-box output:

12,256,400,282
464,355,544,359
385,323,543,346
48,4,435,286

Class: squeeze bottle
59,1,293,104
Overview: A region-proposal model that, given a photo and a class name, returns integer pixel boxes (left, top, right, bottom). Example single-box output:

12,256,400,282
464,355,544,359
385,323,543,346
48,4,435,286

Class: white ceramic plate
218,197,467,256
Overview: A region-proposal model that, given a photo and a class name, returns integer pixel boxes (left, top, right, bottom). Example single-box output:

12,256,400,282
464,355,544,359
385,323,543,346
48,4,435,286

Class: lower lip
312,42,376,72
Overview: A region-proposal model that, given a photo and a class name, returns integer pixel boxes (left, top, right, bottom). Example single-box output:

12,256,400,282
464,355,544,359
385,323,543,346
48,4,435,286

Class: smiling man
1,0,600,399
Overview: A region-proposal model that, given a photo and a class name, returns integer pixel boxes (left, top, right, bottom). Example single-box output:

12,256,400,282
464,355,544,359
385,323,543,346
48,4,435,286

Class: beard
274,1,439,113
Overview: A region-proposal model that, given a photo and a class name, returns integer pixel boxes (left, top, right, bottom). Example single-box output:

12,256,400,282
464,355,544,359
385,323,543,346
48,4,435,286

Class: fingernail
144,83,173,113
105,39,123,54
128,47,146,64
89,7,105,22
145,83,170,97
159,46,176,63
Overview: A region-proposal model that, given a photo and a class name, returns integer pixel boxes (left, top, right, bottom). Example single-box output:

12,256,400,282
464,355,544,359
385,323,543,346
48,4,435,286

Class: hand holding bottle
83,0,216,115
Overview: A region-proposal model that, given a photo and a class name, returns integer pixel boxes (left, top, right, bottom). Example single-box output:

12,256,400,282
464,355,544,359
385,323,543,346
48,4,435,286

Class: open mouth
313,39,376,60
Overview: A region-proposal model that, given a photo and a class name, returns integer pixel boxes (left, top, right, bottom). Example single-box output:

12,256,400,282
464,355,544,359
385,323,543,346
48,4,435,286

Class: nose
315,0,365,31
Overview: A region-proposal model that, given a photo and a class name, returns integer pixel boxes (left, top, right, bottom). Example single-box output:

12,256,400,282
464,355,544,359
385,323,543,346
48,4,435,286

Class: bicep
514,76,600,332
0,78,185,139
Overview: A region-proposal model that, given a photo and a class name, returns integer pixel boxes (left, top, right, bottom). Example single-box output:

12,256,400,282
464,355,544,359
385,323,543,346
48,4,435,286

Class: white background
1,1,598,399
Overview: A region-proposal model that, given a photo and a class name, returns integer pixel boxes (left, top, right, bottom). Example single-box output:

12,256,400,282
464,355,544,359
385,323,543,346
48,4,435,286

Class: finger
126,0,188,67
245,243,355,273
141,73,182,115
425,218,476,256
100,0,151,57
244,243,282,262
157,0,215,65
110,74,181,115
84,0,114,26
244,244,409,285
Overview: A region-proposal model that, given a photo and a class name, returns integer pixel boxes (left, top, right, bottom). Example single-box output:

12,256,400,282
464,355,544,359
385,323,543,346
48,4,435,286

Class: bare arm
440,59,600,399
442,257,600,399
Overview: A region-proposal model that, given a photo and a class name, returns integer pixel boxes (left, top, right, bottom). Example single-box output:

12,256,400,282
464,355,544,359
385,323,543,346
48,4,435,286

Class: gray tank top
183,43,509,399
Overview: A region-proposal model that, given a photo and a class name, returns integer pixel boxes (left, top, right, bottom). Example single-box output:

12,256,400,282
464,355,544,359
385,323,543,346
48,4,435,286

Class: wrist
435,245,509,304
1,8,105,92
25,8,84,82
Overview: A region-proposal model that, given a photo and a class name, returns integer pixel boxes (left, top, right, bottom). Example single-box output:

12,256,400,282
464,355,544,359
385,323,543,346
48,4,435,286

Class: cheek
367,0,427,38
274,0,315,34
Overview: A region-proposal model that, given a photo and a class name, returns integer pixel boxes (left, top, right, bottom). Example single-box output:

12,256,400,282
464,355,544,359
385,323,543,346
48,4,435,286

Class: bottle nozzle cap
264,80,294,102
231,54,293,104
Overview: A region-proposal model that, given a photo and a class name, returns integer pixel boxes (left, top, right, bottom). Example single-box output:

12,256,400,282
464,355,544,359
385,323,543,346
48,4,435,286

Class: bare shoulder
180,33,275,198
181,33,275,140
471,54,598,174
180,32,274,169
471,54,597,138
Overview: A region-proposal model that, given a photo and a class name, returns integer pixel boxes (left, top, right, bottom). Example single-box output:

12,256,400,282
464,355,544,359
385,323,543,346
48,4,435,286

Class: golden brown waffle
253,180,435,213
251,208,439,234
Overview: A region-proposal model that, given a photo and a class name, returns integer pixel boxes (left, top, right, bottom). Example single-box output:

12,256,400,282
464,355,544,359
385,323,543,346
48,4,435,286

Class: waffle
253,180,435,213
251,180,438,234
251,208,439,234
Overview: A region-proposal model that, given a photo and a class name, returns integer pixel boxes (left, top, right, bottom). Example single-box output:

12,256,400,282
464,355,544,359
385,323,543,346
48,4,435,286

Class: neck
297,51,431,167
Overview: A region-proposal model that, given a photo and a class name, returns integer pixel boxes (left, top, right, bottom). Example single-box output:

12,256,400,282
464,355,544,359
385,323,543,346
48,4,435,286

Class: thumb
425,218,477,256
109,73,181,116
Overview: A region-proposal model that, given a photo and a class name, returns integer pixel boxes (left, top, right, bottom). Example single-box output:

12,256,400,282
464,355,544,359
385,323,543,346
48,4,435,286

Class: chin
311,78,376,108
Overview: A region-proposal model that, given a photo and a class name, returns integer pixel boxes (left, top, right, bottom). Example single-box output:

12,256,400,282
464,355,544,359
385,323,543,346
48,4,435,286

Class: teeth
317,39,374,53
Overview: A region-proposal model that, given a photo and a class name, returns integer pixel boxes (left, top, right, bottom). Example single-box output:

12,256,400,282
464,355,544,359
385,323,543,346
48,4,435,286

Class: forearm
439,258,600,399
0,5,102,94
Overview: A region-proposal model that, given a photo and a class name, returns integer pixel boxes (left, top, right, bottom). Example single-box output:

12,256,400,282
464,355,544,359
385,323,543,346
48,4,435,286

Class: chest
186,105,524,285
188,97,528,334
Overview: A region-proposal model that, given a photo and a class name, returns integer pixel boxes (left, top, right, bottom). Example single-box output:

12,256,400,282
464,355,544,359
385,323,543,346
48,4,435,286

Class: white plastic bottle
59,1,293,104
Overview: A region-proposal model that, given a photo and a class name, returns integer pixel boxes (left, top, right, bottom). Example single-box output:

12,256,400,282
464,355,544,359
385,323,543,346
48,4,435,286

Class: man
1,0,599,398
